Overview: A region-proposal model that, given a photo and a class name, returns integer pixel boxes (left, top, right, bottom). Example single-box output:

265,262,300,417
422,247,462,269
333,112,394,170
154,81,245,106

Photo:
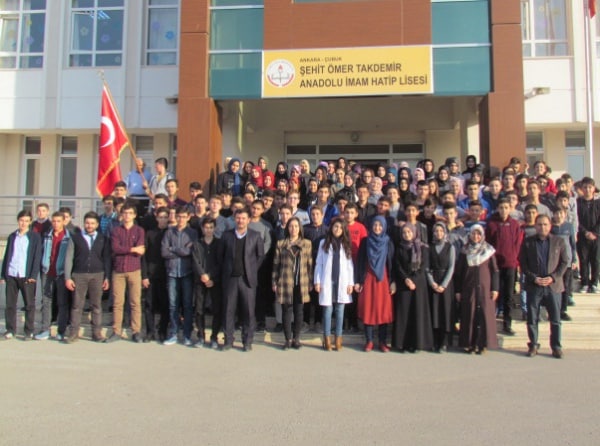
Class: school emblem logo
266,59,295,88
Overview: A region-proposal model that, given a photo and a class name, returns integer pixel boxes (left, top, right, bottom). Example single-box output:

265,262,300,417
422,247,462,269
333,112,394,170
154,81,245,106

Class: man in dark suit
519,214,569,358
221,207,264,351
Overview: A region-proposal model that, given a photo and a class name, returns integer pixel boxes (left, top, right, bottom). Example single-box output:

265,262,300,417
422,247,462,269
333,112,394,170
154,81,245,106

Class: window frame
521,0,570,58
58,136,78,197
69,0,126,67
22,136,41,196
144,0,179,66
0,0,46,69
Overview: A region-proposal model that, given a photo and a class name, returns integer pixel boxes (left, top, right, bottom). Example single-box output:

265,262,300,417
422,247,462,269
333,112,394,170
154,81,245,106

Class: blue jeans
322,303,345,337
167,274,193,339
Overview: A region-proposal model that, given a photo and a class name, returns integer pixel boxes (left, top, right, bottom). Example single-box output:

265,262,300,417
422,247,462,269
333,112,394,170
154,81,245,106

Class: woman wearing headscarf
275,162,289,183
355,216,395,352
249,165,264,189
263,171,276,191
454,224,499,354
436,165,451,193
392,223,433,352
216,157,243,196
241,161,254,183
410,167,425,194
383,166,398,195
338,173,358,203
398,177,416,210
462,155,478,182
426,222,456,352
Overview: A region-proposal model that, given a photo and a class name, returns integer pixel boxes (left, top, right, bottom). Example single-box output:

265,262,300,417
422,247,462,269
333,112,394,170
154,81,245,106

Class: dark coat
192,237,223,284
272,238,313,305
220,228,265,288
519,234,569,295
454,253,499,349
1,230,42,280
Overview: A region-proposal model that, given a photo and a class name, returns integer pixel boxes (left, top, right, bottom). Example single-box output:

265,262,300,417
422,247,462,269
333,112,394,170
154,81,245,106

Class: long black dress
392,244,433,352
428,242,455,350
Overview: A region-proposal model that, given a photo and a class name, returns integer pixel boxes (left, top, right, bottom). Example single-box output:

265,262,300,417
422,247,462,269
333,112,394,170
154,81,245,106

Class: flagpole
585,1,595,178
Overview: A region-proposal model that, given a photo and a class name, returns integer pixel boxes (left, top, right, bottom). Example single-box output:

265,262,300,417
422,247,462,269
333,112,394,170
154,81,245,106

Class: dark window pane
60,158,77,196
25,137,41,154
96,9,123,51
25,158,40,195
320,145,388,155
287,145,316,155
95,53,121,66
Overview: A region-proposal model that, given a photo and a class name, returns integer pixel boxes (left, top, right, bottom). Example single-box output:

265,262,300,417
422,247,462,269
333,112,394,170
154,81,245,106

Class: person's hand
200,274,210,283
346,285,354,294
131,245,145,255
491,291,499,301
354,284,363,293
405,278,416,290
65,279,76,291
26,278,36,283
390,282,397,295
272,284,277,293
142,279,150,289
102,279,110,291
455,293,461,302
314,283,321,293
206,280,214,288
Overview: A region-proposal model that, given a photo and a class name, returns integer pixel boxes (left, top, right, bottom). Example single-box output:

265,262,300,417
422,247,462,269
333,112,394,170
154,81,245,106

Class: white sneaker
184,338,192,347
3,332,14,340
163,335,177,346
34,331,50,340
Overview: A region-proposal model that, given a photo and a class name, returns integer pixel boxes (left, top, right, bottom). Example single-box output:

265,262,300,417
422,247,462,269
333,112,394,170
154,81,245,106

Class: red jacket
485,214,523,269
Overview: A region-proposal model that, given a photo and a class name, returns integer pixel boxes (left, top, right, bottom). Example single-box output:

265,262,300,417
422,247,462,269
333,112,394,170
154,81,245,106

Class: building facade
0,0,598,228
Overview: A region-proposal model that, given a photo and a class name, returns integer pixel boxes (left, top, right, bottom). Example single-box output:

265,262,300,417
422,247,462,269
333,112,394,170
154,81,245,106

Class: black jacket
1,230,42,280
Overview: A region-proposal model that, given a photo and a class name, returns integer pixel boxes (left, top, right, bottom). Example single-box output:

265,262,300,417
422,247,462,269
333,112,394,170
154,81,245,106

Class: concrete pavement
1,337,600,445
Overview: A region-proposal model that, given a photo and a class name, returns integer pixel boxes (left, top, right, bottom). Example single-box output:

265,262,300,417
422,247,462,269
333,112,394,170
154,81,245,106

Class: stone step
3,292,600,351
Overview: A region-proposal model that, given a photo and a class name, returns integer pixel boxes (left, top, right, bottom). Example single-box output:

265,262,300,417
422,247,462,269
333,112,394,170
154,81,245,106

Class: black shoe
502,326,516,336
243,344,253,352
132,333,142,343
560,312,572,321
272,323,283,333
64,335,79,344
92,336,107,343
292,340,301,350
23,333,34,341
282,340,290,350
526,345,538,357
256,322,266,333
552,348,564,359
107,333,121,343
221,343,232,351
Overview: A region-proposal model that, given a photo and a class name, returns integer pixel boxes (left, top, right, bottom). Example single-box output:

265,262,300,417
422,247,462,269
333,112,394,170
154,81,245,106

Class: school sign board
262,45,433,98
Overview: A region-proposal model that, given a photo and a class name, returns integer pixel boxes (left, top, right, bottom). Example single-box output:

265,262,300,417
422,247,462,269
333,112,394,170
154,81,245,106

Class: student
35,212,72,341
392,223,433,353
109,204,146,343
426,222,456,352
355,216,395,352
343,202,367,333
576,177,600,294
165,179,187,208
551,207,576,320
303,206,328,331
64,211,111,343
486,198,523,335
140,207,170,343
161,206,198,346
1,210,42,340
192,217,223,349
314,218,354,351
32,203,51,235
272,217,313,350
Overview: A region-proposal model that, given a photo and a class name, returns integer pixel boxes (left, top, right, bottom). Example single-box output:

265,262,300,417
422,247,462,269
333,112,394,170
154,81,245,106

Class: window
565,130,586,179
526,131,544,168
134,135,154,168
521,0,569,57
146,0,178,65
0,0,46,69
59,136,78,196
70,0,124,67
23,136,41,195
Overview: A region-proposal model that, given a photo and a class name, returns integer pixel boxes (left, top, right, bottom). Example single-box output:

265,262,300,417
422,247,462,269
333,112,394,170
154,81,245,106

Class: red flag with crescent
96,82,130,197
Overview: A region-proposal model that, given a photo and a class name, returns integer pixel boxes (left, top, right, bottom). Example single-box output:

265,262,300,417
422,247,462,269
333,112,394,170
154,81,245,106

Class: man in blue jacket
1,210,42,340
35,211,71,341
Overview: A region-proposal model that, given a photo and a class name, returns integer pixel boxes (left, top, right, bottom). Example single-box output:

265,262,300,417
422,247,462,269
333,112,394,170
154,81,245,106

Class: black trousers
224,276,255,346
577,236,600,287
526,286,561,350
499,267,517,327
282,286,304,341
561,267,572,313
142,274,168,339
209,284,224,342
4,276,36,336
195,281,220,341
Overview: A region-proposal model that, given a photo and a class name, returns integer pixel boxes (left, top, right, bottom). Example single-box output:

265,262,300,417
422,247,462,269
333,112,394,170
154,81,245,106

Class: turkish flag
591,0,597,18
96,83,130,197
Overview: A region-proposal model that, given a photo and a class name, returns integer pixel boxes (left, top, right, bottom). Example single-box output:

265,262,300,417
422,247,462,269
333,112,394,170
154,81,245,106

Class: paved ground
1,338,600,446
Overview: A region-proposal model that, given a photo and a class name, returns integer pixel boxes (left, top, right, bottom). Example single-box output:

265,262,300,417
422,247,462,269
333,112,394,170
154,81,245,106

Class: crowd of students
2,154,598,358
